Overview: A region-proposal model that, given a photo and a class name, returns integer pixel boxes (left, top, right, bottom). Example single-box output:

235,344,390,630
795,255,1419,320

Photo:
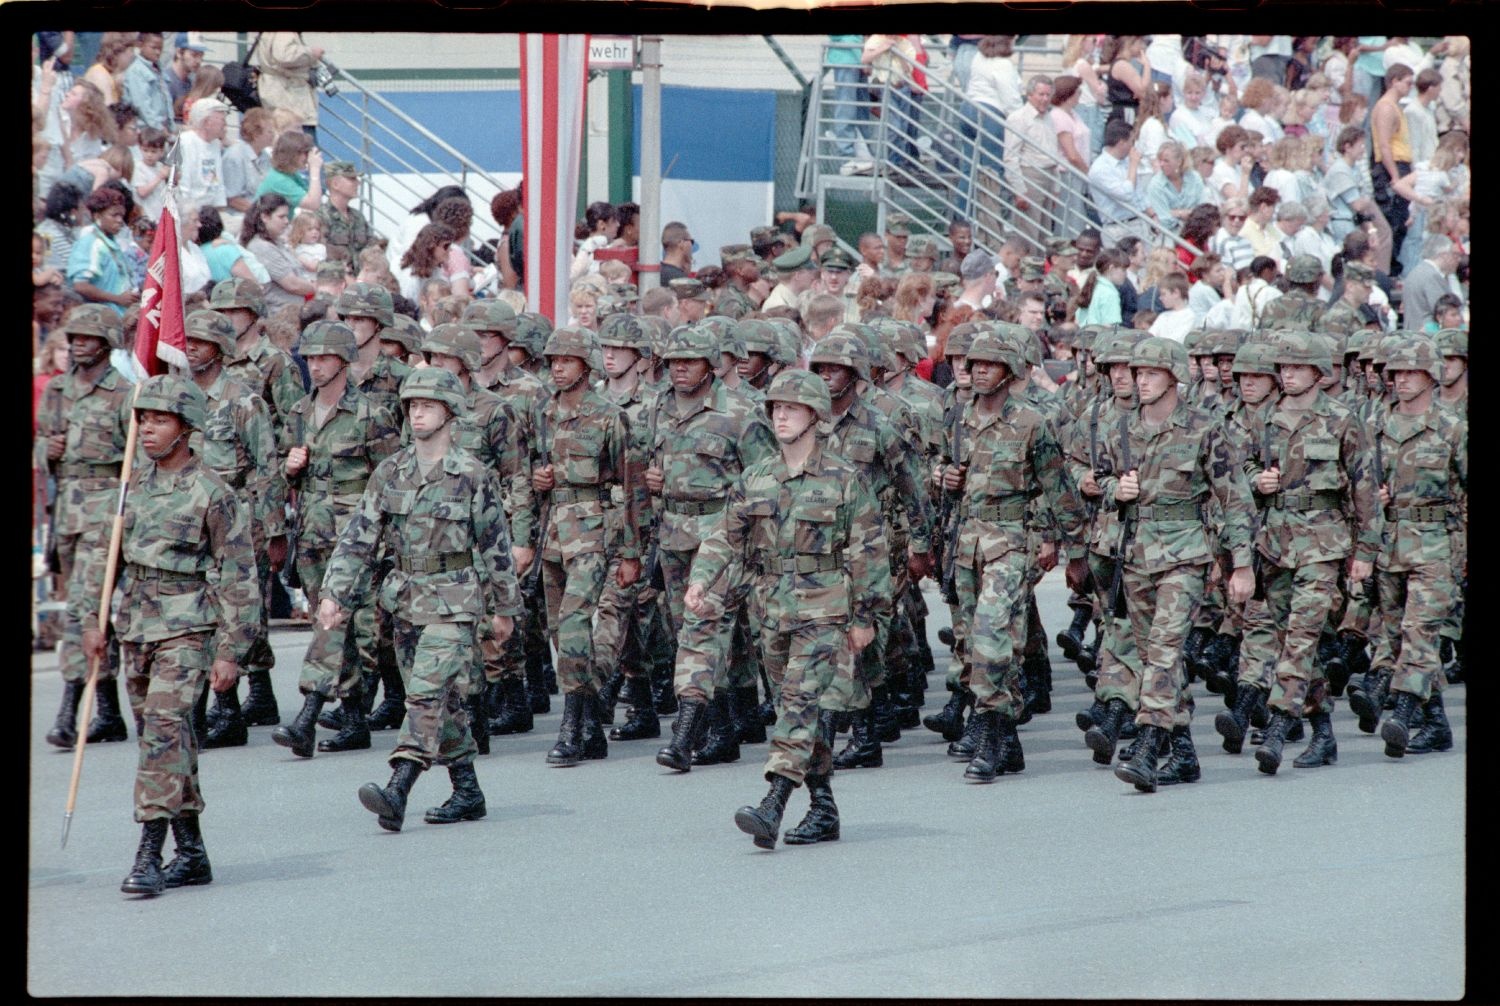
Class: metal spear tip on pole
61,811,73,849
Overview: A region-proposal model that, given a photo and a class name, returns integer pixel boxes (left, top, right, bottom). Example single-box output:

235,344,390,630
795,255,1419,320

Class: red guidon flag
135,201,187,376
520,33,589,326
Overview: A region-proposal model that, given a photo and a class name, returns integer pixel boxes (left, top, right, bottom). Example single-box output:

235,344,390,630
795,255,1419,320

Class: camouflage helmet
1354,330,1379,363
1183,328,1214,356
299,320,358,362
209,277,267,317
461,298,519,336
1371,334,1406,368
1310,331,1344,368
398,365,467,416
597,313,652,354
964,332,1025,377
1383,337,1442,381
1209,329,1245,358
808,329,869,382
422,323,483,371
660,323,721,363
543,325,598,361
335,282,395,328
999,323,1041,369
693,316,742,360
639,316,674,358
1271,329,1333,378
1075,324,1108,354
1231,340,1280,377
861,321,903,375
1130,336,1191,385
736,318,779,358
60,304,125,348
1095,331,1146,366
945,321,986,359
763,368,832,424
381,314,426,354
1286,254,1324,284
184,309,237,356
511,312,553,358
771,323,804,368
1433,327,1468,360
133,374,207,430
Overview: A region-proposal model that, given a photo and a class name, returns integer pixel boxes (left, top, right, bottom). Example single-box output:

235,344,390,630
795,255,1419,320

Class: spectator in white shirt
1402,68,1441,166
1147,272,1195,342
1236,78,1284,144
1087,117,1147,246
1230,255,1282,328
1187,253,1234,323
1001,75,1060,247
176,97,229,216
1207,124,1254,204
1168,71,1216,148
1261,137,1304,206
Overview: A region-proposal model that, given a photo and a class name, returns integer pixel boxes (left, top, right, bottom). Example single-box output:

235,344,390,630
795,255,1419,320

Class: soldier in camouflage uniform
1363,338,1466,757
735,318,784,394
317,160,378,265
380,313,426,366
510,312,555,378
37,306,135,749
1256,255,1327,331
685,370,888,849
271,321,402,758
320,368,523,832
78,375,259,896
525,326,644,766
181,310,287,749
712,245,760,320
943,332,1088,782
650,324,778,772
669,277,711,324
1183,329,1220,413
1432,327,1467,679
1316,261,1375,343
1091,338,1257,792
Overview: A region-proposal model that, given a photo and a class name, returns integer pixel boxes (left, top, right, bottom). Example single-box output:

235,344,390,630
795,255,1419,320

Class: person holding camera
253,32,324,144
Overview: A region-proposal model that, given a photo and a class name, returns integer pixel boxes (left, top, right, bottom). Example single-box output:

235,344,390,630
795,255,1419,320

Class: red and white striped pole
520,33,590,326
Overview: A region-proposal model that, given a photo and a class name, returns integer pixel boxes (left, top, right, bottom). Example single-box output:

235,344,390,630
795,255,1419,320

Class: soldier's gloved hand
317,597,346,631
268,535,288,573
1377,483,1390,506
1348,558,1372,582
684,582,709,616
512,546,535,571
1080,472,1101,497
617,557,642,588
532,465,555,493
1037,541,1058,572
1064,556,1089,592
1227,565,1255,605
491,615,514,644
210,660,238,693
847,625,875,653
644,466,665,494
286,445,309,477
82,627,107,663
1115,470,1140,502
906,552,932,581
1255,468,1280,494
47,434,65,461
941,464,966,492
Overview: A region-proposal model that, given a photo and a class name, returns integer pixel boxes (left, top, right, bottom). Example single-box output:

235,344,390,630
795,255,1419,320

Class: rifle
522,406,550,595
939,399,964,605
1108,412,1136,619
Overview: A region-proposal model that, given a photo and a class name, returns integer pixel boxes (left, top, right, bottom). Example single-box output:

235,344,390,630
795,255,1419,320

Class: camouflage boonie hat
1130,336,1190,384
661,324,720,362
422,323,482,371
1286,255,1324,283
1231,341,1280,376
511,312,553,357
209,277,266,317
1384,336,1442,381
965,332,1025,377
1019,258,1046,281
749,225,779,245
1272,330,1333,378
61,304,125,348
185,309,237,356
945,321,986,359
736,318,779,359
299,320,358,362
668,277,709,302
383,314,426,354
1343,261,1376,285
801,224,836,249
461,299,519,336
906,235,938,260
884,213,911,236
1433,327,1467,359
399,365,467,416
597,313,651,354
819,247,856,272
324,160,360,178
316,260,348,282
133,374,207,430
764,368,832,423
721,244,755,267
335,282,395,328
808,330,869,382
543,325,598,361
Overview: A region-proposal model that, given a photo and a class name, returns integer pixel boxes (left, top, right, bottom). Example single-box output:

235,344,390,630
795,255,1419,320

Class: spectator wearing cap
956,249,997,311
177,96,229,216
317,159,378,266
762,243,819,313
254,32,325,142
1087,118,1148,247
1001,74,1061,248
668,277,710,322
816,247,860,323
659,221,694,285
165,32,204,113
905,235,938,274
120,32,172,132
255,129,323,210
882,214,911,275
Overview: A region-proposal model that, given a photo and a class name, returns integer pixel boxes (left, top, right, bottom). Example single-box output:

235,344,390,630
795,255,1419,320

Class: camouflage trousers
1120,562,1204,730
1191,566,1228,634
389,617,477,769
662,545,739,703
1262,559,1339,717
298,545,374,700
1440,528,1466,644
1230,597,1279,692
1337,571,1377,640
241,542,276,675
122,633,209,822
57,526,118,682
955,549,1030,718
1087,553,1142,708
821,608,890,713
592,552,651,689
762,621,851,785
1373,561,1457,703
542,552,610,696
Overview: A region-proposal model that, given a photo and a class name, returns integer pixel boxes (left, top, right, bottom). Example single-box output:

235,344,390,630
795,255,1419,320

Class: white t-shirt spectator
1169,103,1215,148
1207,157,1246,203
1187,280,1222,322
1237,108,1283,143
131,161,169,221
967,53,1023,116
1149,306,1195,343
1383,41,1430,75
1262,167,1302,206
178,131,227,211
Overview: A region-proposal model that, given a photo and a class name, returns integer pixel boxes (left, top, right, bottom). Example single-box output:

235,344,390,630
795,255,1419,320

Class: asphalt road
29,572,1465,998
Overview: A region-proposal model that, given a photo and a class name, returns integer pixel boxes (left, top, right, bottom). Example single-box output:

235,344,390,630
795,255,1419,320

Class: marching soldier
318,368,522,832
379,313,426,367
78,375,259,896
1316,261,1375,342
1256,255,1327,331
1432,327,1467,678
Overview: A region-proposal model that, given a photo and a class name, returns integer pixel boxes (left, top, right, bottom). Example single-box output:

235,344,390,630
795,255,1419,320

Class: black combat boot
832,704,882,769
542,656,559,696
120,819,170,896
317,701,345,731
963,710,1003,783
546,692,586,767
1119,718,1139,740
1203,633,1239,697
271,692,326,758
1058,604,1094,662
1293,711,1338,767
162,814,212,888
581,692,609,760
652,655,678,715
358,759,425,832
1085,698,1129,765
46,679,85,748
191,687,210,749
316,686,371,753
937,627,956,649
734,685,767,744
367,664,406,731
1183,625,1215,681
873,685,902,743
1114,724,1166,793
782,773,839,845
1117,729,1144,764
1380,691,1422,758
86,675,130,743
656,698,708,772
1076,697,1107,733
482,679,504,730
947,701,984,760
1319,632,1347,695
734,774,797,850
1024,652,1053,715
1214,684,1264,755
692,692,742,766
526,654,550,715
203,685,248,748
1407,693,1454,754
597,669,626,726
1347,669,1390,734
923,685,968,742
1248,687,1271,728
1254,709,1297,775
467,691,490,756
998,715,1025,773
1340,632,1371,687
241,669,281,726
424,762,487,824
610,677,661,740
490,677,533,735
1156,726,1200,785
